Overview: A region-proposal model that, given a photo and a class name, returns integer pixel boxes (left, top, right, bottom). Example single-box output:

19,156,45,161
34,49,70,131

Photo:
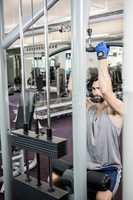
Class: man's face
91,80,104,103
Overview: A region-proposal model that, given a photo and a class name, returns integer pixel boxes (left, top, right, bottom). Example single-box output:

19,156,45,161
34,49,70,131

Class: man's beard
90,95,104,103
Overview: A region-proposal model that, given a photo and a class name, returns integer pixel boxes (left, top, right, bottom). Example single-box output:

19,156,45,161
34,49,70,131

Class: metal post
123,0,133,199
44,0,51,130
19,0,30,182
43,0,54,192
35,119,41,186
31,0,41,187
71,0,89,199
31,0,37,87
19,0,27,125
0,1,13,200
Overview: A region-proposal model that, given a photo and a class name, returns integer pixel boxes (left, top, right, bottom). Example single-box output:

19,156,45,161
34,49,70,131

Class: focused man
86,42,123,200
51,42,123,200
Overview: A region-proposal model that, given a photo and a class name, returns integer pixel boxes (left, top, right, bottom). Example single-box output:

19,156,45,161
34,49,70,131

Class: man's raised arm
96,42,124,116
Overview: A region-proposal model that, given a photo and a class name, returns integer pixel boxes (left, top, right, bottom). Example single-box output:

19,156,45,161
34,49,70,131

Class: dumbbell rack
9,129,68,200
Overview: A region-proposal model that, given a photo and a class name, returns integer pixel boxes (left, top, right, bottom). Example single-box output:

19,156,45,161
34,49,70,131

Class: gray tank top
87,107,122,170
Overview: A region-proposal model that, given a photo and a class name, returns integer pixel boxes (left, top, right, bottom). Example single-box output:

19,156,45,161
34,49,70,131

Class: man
86,42,123,200
51,42,123,200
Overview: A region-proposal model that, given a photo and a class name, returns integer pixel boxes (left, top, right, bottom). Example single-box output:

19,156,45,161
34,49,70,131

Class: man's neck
96,102,105,112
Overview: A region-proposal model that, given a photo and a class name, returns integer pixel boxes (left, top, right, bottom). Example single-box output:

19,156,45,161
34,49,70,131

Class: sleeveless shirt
87,106,122,170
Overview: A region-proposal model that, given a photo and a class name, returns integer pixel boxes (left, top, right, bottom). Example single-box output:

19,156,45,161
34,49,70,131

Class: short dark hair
87,74,98,92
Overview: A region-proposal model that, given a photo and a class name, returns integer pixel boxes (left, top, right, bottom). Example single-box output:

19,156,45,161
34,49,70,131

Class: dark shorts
61,167,121,200
96,167,119,192
53,159,121,195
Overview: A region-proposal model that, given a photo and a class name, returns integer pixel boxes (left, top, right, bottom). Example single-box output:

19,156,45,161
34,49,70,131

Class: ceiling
3,0,123,47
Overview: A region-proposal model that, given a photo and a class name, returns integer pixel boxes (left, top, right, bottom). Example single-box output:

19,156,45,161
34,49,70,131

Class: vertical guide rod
123,0,133,199
31,0,36,87
18,0,27,124
0,0,12,199
18,0,30,182
43,0,51,130
43,0,54,192
31,0,41,187
35,119,41,186
71,0,89,199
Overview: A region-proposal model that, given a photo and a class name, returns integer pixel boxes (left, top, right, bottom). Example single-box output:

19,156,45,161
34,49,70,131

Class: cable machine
9,1,68,200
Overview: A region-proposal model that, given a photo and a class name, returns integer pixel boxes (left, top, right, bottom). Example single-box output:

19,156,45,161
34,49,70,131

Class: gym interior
0,0,132,200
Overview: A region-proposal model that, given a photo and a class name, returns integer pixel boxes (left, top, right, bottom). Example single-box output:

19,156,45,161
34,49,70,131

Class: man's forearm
99,58,123,115
99,59,110,80
98,58,113,95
